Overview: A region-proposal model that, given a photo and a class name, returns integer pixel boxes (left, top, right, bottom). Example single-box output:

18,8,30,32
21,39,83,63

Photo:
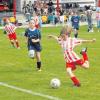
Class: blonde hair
60,26,67,35
60,25,72,37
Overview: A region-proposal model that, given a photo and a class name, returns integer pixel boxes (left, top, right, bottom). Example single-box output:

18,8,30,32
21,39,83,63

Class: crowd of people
21,0,100,34
0,0,100,33
22,0,54,16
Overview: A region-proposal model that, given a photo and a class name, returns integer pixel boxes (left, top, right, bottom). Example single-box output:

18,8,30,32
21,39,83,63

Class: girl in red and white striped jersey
4,18,20,49
48,25,96,87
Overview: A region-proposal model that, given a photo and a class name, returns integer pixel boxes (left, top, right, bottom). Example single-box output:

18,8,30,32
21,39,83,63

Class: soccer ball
50,78,61,89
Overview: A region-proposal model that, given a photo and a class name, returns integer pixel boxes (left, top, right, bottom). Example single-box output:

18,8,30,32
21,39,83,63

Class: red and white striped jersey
58,37,82,63
4,23,16,35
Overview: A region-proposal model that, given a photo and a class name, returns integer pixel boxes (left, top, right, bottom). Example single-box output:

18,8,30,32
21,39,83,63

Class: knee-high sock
37,62,41,69
74,33,78,38
82,52,88,61
71,76,80,86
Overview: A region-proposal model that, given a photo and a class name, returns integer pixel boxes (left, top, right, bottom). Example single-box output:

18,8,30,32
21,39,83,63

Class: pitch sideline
0,82,62,100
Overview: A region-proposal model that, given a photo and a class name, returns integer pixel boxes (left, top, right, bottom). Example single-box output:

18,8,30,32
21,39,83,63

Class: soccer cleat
73,83,81,87
38,69,42,72
80,47,87,54
36,68,42,72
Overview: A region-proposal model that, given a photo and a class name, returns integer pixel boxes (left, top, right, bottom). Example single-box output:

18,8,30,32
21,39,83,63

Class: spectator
85,9,94,32
48,0,54,14
96,9,100,32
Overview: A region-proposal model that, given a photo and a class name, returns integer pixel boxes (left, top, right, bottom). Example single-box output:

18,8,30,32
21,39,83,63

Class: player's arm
48,35,62,45
81,38,96,43
48,35,59,41
14,26,17,30
32,30,41,43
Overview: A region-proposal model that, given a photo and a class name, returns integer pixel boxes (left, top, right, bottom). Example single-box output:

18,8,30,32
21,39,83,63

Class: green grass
0,26,100,100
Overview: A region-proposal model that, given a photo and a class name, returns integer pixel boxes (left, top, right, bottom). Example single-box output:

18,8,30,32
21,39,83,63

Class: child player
71,11,80,38
24,19,42,71
48,26,96,87
4,18,20,49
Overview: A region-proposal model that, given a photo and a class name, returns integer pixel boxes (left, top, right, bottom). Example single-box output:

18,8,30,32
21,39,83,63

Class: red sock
71,76,80,86
82,52,88,61
15,41,19,48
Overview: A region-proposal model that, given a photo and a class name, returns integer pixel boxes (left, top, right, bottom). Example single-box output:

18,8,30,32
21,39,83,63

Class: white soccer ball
50,78,61,89
28,50,35,58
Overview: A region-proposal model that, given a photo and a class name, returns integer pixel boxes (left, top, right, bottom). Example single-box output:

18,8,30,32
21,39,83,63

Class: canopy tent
0,0,16,18
98,0,100,7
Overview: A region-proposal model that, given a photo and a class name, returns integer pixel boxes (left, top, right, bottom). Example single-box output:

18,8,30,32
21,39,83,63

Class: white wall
52,0,96,3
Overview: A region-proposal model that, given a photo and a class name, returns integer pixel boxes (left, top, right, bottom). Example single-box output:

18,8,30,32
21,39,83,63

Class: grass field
0,26,100,100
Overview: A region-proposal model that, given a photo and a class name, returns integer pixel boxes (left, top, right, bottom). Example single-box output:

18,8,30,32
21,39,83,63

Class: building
0,0,98,12
50,0,96,7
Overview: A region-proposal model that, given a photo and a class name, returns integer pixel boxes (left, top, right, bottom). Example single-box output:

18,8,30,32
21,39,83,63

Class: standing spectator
33,1,37,13
59,6,64,16
85,9,94,32
96,10,100,32
43,1,48,15
22,0,27,14
28,1,33,15
47,0,54,14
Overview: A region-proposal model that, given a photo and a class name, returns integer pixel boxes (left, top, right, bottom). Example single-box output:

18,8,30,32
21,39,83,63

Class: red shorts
66,59,84,70
8,33,17,40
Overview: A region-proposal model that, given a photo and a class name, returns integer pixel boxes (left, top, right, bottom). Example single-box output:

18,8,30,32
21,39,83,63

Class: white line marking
0,82,61,100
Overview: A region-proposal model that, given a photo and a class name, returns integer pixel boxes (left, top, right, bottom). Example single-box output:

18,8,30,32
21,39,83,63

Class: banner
52,0,95,3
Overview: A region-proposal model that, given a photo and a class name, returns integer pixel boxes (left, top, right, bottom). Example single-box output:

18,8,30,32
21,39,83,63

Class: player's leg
13,33,20,49
36,52,42,71
87,19,90,32
66,63,81,87
80,47,89,69
8,34,15,47
74,28,78,38
10,39,15,47
82,61,89,69
15,39,20,49
35,43,42,71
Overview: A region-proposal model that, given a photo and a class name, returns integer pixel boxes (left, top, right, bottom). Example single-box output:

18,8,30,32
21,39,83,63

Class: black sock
74,33,78,38
37,62,41,69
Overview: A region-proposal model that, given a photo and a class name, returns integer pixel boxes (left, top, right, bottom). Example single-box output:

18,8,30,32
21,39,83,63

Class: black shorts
73,27,79,30
28,44,42,52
